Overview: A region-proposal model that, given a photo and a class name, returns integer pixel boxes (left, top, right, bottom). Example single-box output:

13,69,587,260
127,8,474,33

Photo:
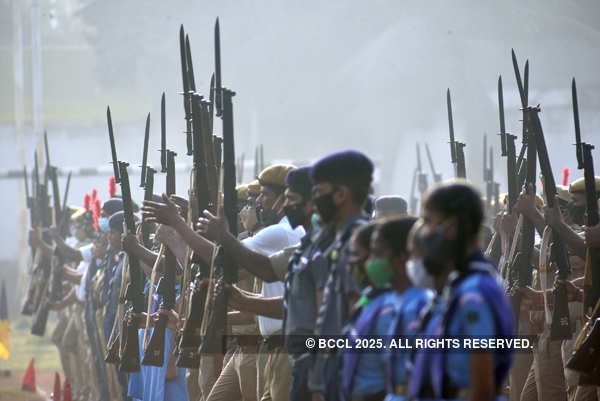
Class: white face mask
406,258,435,289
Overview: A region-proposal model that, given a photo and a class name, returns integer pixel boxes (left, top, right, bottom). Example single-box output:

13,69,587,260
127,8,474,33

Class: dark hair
352,221,379,252
424,181,483,270
375,217,418,256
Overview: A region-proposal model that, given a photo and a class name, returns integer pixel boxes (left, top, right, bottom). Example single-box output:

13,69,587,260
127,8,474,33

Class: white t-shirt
242,216,305,336
75,244,94,302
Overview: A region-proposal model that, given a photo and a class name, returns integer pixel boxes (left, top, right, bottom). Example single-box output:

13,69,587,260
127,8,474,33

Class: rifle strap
143,244,166,350
200,244,220,337
539,226,552,325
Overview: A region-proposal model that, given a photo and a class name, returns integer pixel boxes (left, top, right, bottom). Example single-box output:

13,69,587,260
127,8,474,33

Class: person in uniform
408,181,514,401
372,196,408,220
307,150,374,401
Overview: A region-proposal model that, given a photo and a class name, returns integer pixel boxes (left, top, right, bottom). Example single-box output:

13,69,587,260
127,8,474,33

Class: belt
236,335,260,347
262,334,284,350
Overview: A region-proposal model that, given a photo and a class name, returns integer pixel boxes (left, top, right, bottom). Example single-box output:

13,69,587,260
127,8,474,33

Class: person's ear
334,185,349,205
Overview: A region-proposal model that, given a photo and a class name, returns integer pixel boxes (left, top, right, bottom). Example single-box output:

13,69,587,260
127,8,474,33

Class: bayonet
43,131,50,169
185,35,196,92
416,143,428,194
447,89,457,164
572,78,583,169
498,76,507,156
214,18,223,117
180,25,193,156
523,60,529,106
107,106,120,183
140,113,150,188
511,49,526,108
161,93,167,173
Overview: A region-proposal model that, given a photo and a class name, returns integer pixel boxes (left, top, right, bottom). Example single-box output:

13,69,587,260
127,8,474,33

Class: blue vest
409,252,514,400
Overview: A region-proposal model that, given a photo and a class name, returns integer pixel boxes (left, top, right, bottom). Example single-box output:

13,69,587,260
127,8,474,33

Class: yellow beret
247,180,261,196
236,185,249,201
569,177,600,193
258,164,296,188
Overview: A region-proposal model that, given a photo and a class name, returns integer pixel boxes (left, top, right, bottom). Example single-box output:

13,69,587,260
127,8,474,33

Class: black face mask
284,203,306,229
419,228,457,276
567,202,586,226
259,195,283,227
314,191,338,224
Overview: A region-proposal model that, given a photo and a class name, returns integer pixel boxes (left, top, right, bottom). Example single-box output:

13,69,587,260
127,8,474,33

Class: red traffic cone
52,372,61,400
21,358,36,392
62,379,72,401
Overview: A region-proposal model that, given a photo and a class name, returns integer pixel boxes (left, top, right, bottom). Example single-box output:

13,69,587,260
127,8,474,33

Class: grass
0,388,46,401
0,317,61,372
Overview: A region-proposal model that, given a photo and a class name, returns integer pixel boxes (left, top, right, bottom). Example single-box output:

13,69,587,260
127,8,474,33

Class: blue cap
311,150,373,187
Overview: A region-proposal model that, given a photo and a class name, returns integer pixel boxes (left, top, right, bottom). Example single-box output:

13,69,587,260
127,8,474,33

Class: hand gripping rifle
118,162,146,372
143,150,178,366
530,106,572,340
199,88,238,354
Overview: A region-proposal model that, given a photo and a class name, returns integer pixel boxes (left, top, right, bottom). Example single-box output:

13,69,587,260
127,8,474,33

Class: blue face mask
98,217,109,233
311,213,321,230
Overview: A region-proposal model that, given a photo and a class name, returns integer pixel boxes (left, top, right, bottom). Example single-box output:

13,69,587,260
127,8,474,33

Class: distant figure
373,196,408,219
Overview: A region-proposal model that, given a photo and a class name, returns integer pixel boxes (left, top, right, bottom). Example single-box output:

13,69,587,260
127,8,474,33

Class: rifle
30,150,53,336
529,106,572,340
498,76,507,157
455,142,467,179
214,18,223,117
416,143,428,195
140,113,150,188
180,25,193,156
447,89,457,165
118,161,146,373
141,167,155,250
107,106,120,183
143,151,178,366
161,93,167,173
424,143,442,183
21,155,41,316
409,167,418,216
572,79,600,313
199,88,238,354
176,93,212,368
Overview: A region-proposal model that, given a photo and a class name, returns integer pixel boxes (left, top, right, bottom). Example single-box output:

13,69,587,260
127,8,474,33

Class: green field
1,317,61,372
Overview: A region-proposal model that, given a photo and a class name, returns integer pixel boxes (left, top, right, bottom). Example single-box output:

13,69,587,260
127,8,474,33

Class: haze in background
1,0,600,273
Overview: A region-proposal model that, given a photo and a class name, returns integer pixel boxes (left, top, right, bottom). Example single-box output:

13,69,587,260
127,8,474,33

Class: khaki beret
236,185,249,201
556,185,571,203
247,180,261,196
569,177,600,193
258,164,296,188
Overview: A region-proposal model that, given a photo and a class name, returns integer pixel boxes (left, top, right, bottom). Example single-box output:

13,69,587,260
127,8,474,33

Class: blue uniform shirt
409,252,514,401
384,286,434,401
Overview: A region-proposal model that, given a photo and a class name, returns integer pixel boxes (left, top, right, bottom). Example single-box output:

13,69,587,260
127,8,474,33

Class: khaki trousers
260,345,292,401
207,345,258,401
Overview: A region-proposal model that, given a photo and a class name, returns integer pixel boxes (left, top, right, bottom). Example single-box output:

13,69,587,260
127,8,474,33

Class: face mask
365,258,394,287
98,217,110,233
311,213,321,230
240,205,259,232
314,191,338,224
406,258,435,289
284,203,306,229
419,226,456,276
260,195,283,227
